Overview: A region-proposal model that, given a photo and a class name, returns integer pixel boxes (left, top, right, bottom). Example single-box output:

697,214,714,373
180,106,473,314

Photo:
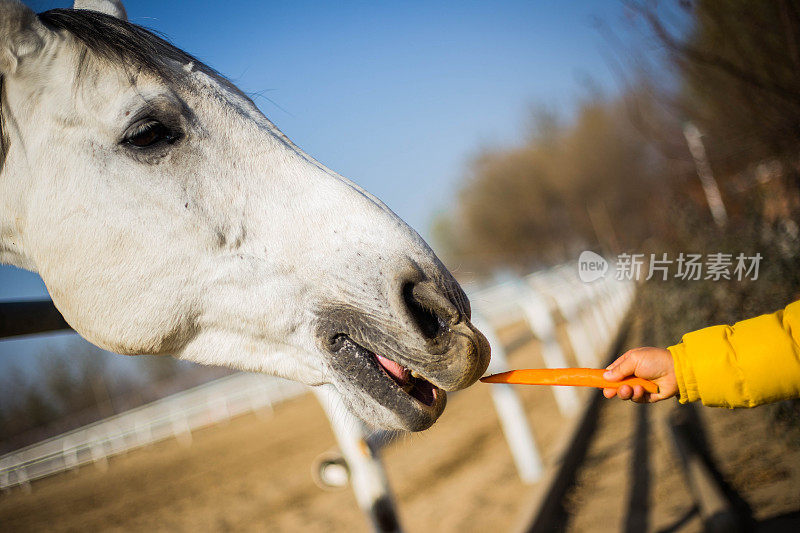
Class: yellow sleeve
667,300,800,408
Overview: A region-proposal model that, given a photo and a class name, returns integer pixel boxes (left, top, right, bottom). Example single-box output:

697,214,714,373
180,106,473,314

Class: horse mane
37,9,215,82
0,9,255,174
37,9,255,111
3,8,205,176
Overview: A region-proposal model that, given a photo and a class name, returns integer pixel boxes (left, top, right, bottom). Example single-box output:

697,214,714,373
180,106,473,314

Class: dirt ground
0,326,583,533
563,396,800,532
563,323,800,533
3,321,798,533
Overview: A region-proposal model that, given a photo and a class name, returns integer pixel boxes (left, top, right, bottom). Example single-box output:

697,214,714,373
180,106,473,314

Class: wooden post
518,287,580,416
313,386,402,533
683,123,728,228
474,314,543,483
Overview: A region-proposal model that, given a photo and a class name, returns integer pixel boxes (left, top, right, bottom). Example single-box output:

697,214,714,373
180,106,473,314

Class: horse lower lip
330,333,439,408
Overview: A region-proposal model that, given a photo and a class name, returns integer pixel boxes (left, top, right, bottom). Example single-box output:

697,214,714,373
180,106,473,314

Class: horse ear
73,0,128,21
0,0,47,76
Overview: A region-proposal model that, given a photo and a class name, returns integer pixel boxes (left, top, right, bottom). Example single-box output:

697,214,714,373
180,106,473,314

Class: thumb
603,352,640,381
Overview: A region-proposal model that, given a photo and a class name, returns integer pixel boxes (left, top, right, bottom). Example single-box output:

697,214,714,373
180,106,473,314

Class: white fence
1,261,635,532
0,373,306,490
466,267,634,483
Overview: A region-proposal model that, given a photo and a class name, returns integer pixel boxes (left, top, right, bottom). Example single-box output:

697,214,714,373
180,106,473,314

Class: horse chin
326,334,447,432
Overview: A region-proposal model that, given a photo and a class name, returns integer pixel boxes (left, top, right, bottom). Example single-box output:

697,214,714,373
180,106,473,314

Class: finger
647,391,670,403
646,393,663,403
604,352,639,381
603,387,617,399
605,352,629,371
631,385,645,403
617,384,633,400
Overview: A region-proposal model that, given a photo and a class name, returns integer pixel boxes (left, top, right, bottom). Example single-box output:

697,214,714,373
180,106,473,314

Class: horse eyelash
125,120,153,137
122,118,180,147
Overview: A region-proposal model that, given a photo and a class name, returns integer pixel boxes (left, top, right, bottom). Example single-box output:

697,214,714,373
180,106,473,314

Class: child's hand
602,347,678,403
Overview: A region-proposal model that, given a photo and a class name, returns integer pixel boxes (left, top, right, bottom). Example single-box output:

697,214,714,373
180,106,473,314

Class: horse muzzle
397,278,491,391
317,270,491,431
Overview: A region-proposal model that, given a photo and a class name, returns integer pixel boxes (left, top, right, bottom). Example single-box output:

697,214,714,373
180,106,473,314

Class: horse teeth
410,370,421,379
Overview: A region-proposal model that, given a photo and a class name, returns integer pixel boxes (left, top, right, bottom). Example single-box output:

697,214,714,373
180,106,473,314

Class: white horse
0,0,489,431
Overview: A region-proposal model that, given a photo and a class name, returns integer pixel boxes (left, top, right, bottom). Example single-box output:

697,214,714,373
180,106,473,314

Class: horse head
0,0,490,431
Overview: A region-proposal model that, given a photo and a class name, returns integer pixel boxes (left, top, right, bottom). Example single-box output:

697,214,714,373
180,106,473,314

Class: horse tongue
375,353,410,385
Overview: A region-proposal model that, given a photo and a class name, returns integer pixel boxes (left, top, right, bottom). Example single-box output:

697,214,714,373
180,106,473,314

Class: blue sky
2,0,637,377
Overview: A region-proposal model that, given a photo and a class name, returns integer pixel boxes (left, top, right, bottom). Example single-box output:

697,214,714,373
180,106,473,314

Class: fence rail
0,372,306,490
0,260,635,533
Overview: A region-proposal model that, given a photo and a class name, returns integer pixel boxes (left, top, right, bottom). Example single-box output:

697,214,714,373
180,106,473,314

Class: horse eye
123,119,176,148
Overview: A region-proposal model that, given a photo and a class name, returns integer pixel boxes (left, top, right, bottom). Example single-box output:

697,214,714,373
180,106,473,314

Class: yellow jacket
668,300,800,408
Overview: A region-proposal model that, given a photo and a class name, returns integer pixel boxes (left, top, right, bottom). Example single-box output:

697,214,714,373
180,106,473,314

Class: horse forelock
36,8,251,104
2,10,213,177
38,9,205,82
30,6,269,154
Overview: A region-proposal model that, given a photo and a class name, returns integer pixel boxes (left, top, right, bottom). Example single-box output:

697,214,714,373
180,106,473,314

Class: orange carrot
480,368,659,394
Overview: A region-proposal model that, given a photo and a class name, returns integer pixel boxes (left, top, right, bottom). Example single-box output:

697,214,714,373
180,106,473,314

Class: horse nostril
402,281,451,340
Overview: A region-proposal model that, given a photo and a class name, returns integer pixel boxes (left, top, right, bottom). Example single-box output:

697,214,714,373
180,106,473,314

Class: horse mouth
327,333,446,431
373,351,439,407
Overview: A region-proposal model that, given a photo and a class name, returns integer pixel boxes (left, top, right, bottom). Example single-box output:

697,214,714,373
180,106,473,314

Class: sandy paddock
2,323,798,532
0,329,578,532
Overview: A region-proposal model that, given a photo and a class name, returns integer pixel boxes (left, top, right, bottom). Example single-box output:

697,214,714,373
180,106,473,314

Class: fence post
552,267,604,366
517,285,580,416
135,414,153,447
313,386,401,533
62,437,79,471
474,315,543,483
527,273,596,368
170,410,193,447
88,429,109,471
9,456,30,493
0,456,11,492
581,278,613,353
252,380,274,421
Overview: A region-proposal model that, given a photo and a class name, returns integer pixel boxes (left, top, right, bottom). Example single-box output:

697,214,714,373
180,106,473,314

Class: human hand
602,347,678,403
